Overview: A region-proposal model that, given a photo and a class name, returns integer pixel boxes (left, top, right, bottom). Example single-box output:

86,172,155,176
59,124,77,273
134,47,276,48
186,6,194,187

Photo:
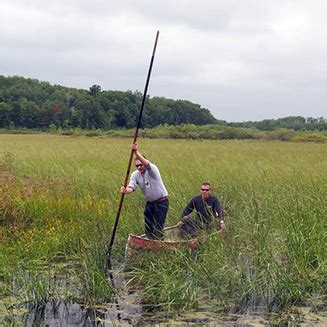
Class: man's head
200,182,212,200
135,156,146,174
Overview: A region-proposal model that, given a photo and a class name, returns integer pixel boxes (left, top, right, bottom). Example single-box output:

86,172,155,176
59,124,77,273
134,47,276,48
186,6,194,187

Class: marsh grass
0,134,326,319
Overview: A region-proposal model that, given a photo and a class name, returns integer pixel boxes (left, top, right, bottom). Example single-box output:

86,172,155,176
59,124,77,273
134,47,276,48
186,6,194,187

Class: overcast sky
1,0,326,122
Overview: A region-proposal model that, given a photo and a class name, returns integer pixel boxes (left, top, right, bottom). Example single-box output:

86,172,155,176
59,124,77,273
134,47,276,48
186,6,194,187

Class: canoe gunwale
125,224,222,254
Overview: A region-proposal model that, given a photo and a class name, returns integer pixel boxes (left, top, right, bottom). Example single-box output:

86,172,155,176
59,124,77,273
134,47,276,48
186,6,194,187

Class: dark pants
180,215,213,238
144,199,169,240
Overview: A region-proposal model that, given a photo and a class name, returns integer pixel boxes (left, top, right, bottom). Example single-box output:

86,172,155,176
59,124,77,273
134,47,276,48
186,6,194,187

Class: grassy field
1,134,326,320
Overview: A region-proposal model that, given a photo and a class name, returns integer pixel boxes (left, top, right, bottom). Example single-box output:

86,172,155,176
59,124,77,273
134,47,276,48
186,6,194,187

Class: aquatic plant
0,134,326,322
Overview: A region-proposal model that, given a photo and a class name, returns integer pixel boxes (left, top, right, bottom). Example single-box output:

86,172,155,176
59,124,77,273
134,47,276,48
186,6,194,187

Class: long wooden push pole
108,31,160,261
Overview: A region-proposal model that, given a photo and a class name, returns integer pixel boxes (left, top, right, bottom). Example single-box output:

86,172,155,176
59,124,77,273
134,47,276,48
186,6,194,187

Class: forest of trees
0,75,326,132
0,75,217,129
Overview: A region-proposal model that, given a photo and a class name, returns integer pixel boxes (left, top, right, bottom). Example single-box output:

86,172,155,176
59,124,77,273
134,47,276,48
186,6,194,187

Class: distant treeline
0,75,216,129
228,116,326,131
0,75,326,132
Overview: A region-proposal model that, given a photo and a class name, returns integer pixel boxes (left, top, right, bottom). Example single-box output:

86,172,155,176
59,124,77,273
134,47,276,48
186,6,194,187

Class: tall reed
1,134,326,317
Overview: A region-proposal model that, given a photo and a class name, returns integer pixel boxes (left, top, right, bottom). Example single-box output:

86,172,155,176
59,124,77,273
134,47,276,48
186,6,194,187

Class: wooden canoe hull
127,234,199,251
125,224,199,256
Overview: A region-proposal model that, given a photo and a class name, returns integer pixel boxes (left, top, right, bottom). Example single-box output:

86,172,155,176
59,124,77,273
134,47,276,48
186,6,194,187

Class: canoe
125,224,222,258
125,224,198,257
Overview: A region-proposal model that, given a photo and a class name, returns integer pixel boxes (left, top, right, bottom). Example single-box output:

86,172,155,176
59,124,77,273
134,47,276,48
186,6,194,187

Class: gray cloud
1,0,326,121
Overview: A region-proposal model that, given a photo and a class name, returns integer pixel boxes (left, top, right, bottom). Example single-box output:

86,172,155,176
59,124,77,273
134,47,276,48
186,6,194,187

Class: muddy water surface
2,268,327,326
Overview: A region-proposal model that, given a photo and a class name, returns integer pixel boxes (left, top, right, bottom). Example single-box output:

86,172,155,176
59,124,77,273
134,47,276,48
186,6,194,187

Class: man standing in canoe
178,182,224,237
120,142,169,240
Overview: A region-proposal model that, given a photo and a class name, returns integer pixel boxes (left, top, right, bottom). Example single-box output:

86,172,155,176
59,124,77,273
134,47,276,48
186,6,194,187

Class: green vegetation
0,75,326,136
0,75,216,129
1,124,326,143
229,116,326,131
142,124,327,142
0,135,326,321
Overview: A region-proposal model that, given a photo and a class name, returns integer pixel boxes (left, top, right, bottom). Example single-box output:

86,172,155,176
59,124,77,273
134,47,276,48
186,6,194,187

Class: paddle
107,31,160,265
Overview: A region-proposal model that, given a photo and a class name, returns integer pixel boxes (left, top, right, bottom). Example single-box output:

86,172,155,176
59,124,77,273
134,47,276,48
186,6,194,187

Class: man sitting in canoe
178,182,224,238
120,142,169,240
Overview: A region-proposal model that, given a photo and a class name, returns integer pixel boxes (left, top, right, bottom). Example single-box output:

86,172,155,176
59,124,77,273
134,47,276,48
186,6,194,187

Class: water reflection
21,267,153,326
22,297,145,326
9,264,327,326
24,300,106,326
17,296,327,326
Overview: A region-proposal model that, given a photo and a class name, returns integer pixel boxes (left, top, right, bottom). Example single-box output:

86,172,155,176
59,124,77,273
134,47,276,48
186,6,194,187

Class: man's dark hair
135,154,147,160
202,182,211,188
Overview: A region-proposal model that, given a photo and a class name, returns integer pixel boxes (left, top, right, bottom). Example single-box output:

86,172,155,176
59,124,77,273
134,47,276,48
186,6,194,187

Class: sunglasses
201,188,210,192
135,164,143,168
